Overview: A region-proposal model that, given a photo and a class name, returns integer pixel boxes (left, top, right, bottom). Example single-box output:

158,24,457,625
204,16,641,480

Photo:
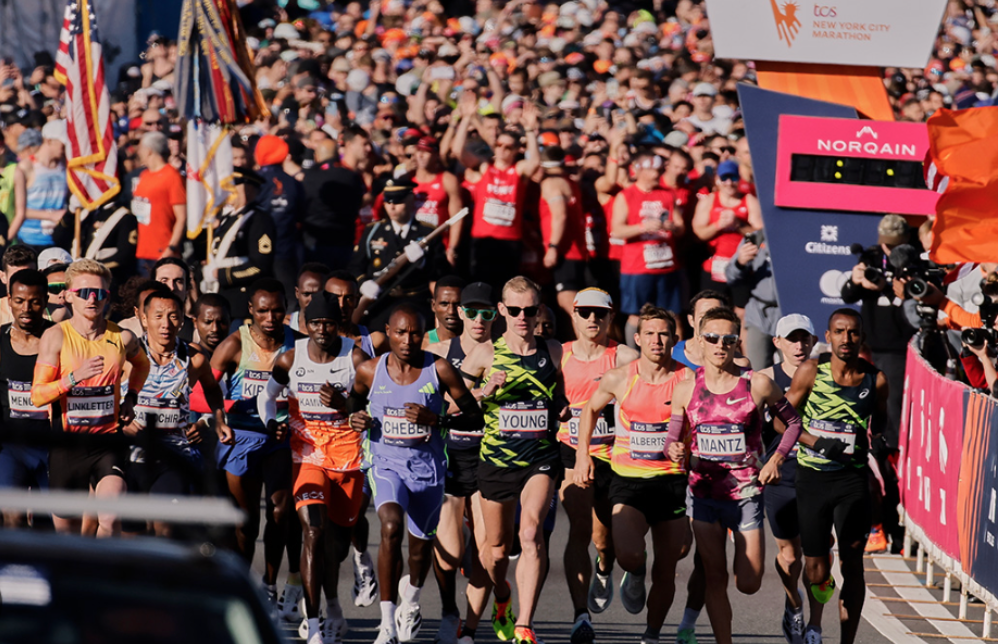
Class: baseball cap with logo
692,82,718,97
461,282,495,307
775,314,815,339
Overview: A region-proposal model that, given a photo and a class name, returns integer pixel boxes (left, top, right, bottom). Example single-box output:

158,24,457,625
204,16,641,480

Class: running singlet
366,352,446,483
0,322,53,438
618,183,679,276
414,172,450,229
612,361,691,478
671,340,699,370
288,337,361,471
558,341,618,460
441,340,479,450
355,325,375,357
539,181,587,261
226,325,296,432
480,337,559,468
685,367,763,500
702,193,749,283
798,354,879,472
54,320,127,434
471,164,523,241
134,337,198,459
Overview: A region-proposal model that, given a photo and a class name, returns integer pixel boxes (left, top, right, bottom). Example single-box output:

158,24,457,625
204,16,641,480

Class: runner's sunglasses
575,307,609,320
461,307,497,321
504,305,539,318
47,282,67,295
702,333,739,347
70,288,110,302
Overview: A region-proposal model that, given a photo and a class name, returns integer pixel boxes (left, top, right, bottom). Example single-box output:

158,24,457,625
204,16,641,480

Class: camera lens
906,277,928,298
963,328,985,347
864,267,882,283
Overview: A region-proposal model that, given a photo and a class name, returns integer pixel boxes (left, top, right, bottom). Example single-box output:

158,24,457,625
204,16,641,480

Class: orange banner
755,61,895,122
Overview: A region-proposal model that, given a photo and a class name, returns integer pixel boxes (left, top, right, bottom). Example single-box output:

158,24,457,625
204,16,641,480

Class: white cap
775,313,815,338
41,119,68,146
38,246,74,268
573,287,613,309
272,22,300,40
692,82,717,97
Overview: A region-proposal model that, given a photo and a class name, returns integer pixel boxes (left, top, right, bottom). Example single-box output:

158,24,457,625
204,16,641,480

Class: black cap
382,179,416,204
305,291,343,323
461,282,495,307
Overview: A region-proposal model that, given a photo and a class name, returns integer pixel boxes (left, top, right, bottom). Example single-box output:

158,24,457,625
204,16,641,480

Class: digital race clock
773,115,939,216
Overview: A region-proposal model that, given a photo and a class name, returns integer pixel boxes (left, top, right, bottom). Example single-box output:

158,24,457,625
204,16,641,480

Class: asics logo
859,388,870,399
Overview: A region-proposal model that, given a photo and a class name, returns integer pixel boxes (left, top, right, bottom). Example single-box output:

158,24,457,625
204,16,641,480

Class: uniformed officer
53,199,138,298
201,167,278,323
349,179,446,331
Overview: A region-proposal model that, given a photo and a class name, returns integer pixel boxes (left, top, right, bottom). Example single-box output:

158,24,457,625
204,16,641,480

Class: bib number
382,407,431,446
136,396,185,431
483,199,516,227
710,257,729,283
695,423,747,462
628,421,668,460
567,407,613,445
8,380,46,420
498,401,548,439
808,419,857,455
643,243,674,270
242,370,272,400
296,382,346,423
66,385,116,428
132,198,152,226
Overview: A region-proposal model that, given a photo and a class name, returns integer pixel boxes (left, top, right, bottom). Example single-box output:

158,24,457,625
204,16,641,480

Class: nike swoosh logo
726,397,746,405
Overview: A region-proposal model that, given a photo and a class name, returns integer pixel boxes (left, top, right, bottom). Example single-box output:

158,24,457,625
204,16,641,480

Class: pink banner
899,343,967,561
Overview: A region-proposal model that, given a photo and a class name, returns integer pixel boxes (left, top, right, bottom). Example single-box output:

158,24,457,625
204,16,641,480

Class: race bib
416,202,439,227
628,421,668,460
296,382,347,424
567,406,613,445
695,423,747,462
382,406,431,446
242,370,272,400
132,197,152,226
7,380,46,420
498,400,548,439
66,385,116,428
711,257,730,283
643,243,674,270
808,419,858,455
446,427,485,447
136,396,185,432
483,199,516,227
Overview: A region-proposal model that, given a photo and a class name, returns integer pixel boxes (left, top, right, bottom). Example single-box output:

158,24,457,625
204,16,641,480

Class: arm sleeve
663,410,686,454
942,298,983,329
31,361,69,407
258,376,283,425
771,397,803,458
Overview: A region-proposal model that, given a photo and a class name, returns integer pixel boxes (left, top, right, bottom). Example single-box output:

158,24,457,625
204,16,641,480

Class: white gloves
404,241,425,263
360,280,381,300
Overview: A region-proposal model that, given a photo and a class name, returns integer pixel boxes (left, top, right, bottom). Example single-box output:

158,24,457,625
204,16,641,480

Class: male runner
428,282,497,644
786,309,888,644
211,278,297,606
288,263,330,335
666,307,803,644
758,314,820,644
325,269,381,606
557,288,637,643
423,276,464,347
461,276,568,644
0,270,53,527
348,304,482,644
32,259,150,536
576,304,692,644
191,294,232,356
126,290,232,537
260,293,368,644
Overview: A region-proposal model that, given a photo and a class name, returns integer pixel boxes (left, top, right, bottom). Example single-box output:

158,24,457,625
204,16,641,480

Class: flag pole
72,207,82,258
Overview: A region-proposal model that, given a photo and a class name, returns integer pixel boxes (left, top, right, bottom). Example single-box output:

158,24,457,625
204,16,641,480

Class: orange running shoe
865,524,888,553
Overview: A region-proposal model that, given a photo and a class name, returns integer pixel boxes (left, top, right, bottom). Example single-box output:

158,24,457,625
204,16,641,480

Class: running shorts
796,465,871,558
609,473,688,525
294,463,365,527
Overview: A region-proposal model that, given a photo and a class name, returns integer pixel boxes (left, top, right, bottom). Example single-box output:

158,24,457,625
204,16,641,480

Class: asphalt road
255,502,899,644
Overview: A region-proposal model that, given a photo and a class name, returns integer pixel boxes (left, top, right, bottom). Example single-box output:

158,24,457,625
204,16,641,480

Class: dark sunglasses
505,305,539,318
462,307,497,321
47,281,67,295
575,307,609,320
702,333,739,347
70,287,110,302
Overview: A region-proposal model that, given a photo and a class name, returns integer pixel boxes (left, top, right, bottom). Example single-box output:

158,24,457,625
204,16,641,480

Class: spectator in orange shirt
131,132,186,277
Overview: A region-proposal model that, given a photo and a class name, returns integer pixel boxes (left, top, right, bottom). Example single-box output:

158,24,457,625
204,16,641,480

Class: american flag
54,0,120,211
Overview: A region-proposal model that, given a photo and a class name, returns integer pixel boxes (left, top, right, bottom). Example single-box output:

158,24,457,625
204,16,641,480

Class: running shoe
492,583,517,641
457,637,475,644
395,576,423,642
619,571,646,615
299,618,311,640
569,614,595,644
782,590,805,644
676,628,697,644
325,613,348,642
803,627,822,644
865,525,888,553
265,585,278,620
352,550,378,607
375,626,400,644
639,636,659,644
435,612,462,644
810,576,836,605
587,556,613,614
278,582,303,623
514,626,540,644
307,628,324,644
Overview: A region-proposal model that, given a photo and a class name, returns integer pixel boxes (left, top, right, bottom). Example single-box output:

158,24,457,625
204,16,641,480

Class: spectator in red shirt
131,131,186,277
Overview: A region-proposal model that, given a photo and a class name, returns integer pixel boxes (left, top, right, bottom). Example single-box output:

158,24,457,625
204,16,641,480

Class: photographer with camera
840,214,918,554
954,272,998,393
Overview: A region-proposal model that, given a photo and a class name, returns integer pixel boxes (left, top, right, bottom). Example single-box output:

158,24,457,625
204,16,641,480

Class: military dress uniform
204,203,277,322
53,201,137,295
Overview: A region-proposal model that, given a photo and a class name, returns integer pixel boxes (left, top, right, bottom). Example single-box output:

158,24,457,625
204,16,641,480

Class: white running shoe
308,629,324,644
587,556,614,614
395,576,423,642
299,617,311,641
619,571,646,615
457,636,475,644
278,583,303,623
352,550,378,607
435,612,461,644
375,625,400,644
639,636,659,644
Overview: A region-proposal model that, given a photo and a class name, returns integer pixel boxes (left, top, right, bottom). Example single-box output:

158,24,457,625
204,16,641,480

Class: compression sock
402,578,421,604
380,601,398,629
678,608,700,631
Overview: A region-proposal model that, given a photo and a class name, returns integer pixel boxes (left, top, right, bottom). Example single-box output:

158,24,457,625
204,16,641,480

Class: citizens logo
770,0,802,47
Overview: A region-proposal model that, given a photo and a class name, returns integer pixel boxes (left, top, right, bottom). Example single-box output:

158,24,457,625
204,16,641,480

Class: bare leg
560,475,595,617
514,474,556,627
433,495,466,616
93,474,126,537
693,520,733,644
